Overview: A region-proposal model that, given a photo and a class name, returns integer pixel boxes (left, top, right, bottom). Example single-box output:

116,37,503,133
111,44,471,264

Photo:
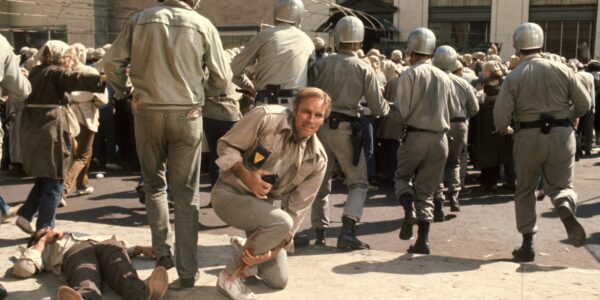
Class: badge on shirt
245,144,271,170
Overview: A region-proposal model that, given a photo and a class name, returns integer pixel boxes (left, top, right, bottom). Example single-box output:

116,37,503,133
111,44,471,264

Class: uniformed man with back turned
309,16,390,250
230,0,314,110
432,45,479,221
391,28,459,254
494,22,590,262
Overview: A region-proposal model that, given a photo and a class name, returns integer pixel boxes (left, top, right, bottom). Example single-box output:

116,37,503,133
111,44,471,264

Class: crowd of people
0,0,596,299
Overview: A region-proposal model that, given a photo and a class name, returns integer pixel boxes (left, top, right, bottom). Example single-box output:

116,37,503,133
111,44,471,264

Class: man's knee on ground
263,273,288,289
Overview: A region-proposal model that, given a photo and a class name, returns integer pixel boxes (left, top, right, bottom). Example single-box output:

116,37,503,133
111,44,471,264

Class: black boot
315,228,326,246
0,283,6,300
448,191,460,212
556,198,586,247
433,198,444,222
399,193,417,240
293,233,310,247
407,221,430,254
337,216,370,250
512,233,535,262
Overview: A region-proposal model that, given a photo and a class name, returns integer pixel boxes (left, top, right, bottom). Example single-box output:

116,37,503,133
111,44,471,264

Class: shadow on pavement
461,194,513,206
331,253,567,275
57,206,147,227
585,232,600,263
0,237,28,248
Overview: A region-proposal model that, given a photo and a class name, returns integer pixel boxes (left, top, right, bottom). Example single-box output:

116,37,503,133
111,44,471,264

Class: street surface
1,154,600,270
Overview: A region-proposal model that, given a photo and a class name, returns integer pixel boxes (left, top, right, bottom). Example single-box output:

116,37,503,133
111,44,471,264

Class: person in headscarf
61,43,108,203
15,40,106,238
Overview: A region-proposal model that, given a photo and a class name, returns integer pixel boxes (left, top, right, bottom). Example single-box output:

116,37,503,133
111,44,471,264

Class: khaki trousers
513,127,577,234
134,108,202,280
312,122,368,228
395,131,448,221
211,181,291,289
435,122,468,198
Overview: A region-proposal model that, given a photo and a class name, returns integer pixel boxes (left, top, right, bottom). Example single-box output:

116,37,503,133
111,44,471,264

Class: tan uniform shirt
104,0,231,107
392,59,459,132
216,105,327,236
450,73,479,118
231,23,315,92
0,35,31,102
494,54,590,130
309,50,390,117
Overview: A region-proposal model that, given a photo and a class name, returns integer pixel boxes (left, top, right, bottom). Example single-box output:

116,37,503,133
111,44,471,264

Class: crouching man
211,87,330,300
12,227,168,300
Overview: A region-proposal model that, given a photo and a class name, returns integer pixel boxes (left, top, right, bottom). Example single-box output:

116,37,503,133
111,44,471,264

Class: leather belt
256,89,298,105
519,118,571,129
327,111,359,123
406,125,440,133
450,117,466,123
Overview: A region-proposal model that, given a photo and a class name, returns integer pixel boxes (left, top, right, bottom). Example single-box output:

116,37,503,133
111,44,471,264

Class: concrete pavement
1,219,599,300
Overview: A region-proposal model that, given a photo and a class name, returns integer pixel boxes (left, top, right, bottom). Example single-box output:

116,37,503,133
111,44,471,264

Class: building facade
1,0,598,62
396,0,600,61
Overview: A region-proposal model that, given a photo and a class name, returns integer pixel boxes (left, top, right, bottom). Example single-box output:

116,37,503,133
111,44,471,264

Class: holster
260,84,282,104
540,113,554,134
350,119,363,166
328,114,341,129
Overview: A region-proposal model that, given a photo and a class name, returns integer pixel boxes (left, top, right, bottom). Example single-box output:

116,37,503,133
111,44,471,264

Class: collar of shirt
338,49,356,57
280,113,321,162
161,0,193,10
412,59,432,67
521,53,542,62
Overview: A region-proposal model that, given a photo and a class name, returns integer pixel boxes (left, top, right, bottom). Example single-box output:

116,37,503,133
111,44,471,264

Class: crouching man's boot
447,190,460,212
433,198,445,222
512,233,535,262
337,216,370,250
399,193,417,240
407,221,430,254
556,197,586,247
315,228,326,246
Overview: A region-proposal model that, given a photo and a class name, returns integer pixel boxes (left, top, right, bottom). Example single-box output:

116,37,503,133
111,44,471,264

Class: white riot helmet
274,0,304,26
433,45,458,72
334,16,364,46
513,22,544,53
407,27,436,56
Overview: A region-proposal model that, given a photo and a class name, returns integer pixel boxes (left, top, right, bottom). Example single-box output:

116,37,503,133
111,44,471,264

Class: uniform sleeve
465,84,480,118
363,67,390,117
215,107,267,171
103,18,134,100
0,40,31,101
568,71,592,118
392,69,415,123
203,22,232,96
230,34,261,92
282,157,327,239
447,79,460,118
493,76,515,131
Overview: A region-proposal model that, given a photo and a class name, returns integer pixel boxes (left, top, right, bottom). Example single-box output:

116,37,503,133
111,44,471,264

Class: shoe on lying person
56,285,83,300
145,266,169,300
15,216,35,234
217,270,258,300
76,186,94,195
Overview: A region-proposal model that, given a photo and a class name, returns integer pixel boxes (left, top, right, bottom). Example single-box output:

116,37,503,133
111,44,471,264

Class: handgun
261,173,279,185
